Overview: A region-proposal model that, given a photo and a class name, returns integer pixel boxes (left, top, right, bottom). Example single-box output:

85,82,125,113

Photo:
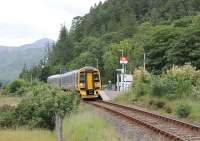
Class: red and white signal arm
120,56,128,64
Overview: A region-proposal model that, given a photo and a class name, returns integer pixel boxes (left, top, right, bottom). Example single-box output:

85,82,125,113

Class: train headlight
95,83,100,87
80,83,85,88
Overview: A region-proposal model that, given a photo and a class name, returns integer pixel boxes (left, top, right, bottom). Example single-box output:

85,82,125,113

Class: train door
86,72,93,90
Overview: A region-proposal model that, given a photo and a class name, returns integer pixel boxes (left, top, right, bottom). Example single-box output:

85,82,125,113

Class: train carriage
47,66,101,99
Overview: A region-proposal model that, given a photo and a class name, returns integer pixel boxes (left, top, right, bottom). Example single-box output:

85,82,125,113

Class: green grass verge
0,99,128,141
63,104,128,141
0,129,56,141
115,92,200,122
0,96,22,106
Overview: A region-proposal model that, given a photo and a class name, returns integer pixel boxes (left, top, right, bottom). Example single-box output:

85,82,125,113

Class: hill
20,0,200,83
0,38,54,81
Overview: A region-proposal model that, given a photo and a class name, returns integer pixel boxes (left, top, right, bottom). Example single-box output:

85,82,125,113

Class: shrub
164,104,173,113
133,68,151,97
154,99,166,109
5,79,28,94
134,83,147,97
176,103,191,118
148,99,155,106
0,105,17,128
166,65,197,98
151,78,165,97
0,84,80,130
148,99,166,108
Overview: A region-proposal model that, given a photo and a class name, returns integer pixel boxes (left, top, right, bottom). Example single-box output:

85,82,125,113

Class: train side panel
60,71,78,90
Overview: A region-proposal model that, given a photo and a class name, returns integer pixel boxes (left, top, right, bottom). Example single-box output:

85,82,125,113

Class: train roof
48,70,78,80
61,70,78,77
79,66,98,71
47,74,61,79
48,66,99,80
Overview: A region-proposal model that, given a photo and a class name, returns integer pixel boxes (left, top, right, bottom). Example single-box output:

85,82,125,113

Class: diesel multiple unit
47,66,101,99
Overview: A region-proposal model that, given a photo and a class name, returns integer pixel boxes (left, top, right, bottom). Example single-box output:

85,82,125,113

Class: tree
51,25,73,66
19,0,200,83
0,81,3,88
103,40,132,82
19,64,29,80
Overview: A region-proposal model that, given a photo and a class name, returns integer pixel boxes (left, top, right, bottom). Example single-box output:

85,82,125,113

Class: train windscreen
93,72,100,82
80,73,85,83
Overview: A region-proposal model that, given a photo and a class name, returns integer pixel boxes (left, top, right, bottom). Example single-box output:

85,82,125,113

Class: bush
151,78,166,97
133,68,151,97
149,99,166,109
155,100,166,109
0,105,17,128
0,84,80,130
134,83,147,97
150,75,178,98
5,79,28,94
176,103,191,118
133,65,200,99
148,99,155,106
166,65,197,98
164,104,173,113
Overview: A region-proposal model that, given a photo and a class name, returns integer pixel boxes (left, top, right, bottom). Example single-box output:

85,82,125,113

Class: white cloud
0,0,105,46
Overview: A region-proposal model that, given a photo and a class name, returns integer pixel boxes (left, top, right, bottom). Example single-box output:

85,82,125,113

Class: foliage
148,99,166,109
176,103,191,118
146,20,200,73
115,65,200,120
0,130,56,141
19,0,200,83
0,84,80,130
64,104,128,141
0,105,16,128
5,79,28,95
0,81,2,88
132,68,151,97
132,65,200,100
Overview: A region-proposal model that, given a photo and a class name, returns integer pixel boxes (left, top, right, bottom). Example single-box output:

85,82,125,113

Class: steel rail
101,101,200,132
87,101,200,141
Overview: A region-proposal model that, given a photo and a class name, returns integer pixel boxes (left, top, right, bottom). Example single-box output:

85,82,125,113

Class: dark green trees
20,0,200,82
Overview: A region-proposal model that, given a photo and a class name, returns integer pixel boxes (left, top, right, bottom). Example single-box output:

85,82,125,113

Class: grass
0,96,22,106
63,104,128,141
115,92,200,122
0,129,56,141
0,94,55,141
0,95,128,141
114,91,135,104
0,89,23,106
181,99,200,120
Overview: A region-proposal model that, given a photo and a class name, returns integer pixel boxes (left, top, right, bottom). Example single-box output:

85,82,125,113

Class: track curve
87,101,200,141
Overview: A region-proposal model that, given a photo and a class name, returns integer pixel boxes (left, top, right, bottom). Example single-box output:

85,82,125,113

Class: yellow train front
47,66,102,99
77,67,101,98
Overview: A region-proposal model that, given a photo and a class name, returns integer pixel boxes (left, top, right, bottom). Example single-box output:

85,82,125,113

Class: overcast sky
0,0,105,46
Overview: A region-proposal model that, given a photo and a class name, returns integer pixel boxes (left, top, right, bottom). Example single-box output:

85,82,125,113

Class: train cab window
80,73,85,83
93,72,100,82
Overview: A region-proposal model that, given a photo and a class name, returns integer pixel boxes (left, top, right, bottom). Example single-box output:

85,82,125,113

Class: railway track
87,101,200,141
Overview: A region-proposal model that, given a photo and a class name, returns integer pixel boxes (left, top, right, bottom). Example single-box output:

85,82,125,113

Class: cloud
0,0,105,46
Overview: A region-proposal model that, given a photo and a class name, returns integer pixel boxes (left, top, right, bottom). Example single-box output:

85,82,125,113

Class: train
47,66,102,99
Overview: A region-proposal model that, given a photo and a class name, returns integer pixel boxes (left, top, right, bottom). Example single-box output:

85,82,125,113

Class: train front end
78,67,101,99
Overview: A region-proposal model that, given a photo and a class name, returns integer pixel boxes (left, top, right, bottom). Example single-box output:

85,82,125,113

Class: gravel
92,106,171,141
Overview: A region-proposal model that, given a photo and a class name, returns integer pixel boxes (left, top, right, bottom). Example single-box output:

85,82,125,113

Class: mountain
0,38,54,81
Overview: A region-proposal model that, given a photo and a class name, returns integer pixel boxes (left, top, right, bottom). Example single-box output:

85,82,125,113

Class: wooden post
55,114,64,141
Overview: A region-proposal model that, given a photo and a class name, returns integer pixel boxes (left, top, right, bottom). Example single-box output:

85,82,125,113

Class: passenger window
80,73,85,83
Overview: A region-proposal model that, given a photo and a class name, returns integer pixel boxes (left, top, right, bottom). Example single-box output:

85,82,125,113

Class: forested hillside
20,0,200,83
